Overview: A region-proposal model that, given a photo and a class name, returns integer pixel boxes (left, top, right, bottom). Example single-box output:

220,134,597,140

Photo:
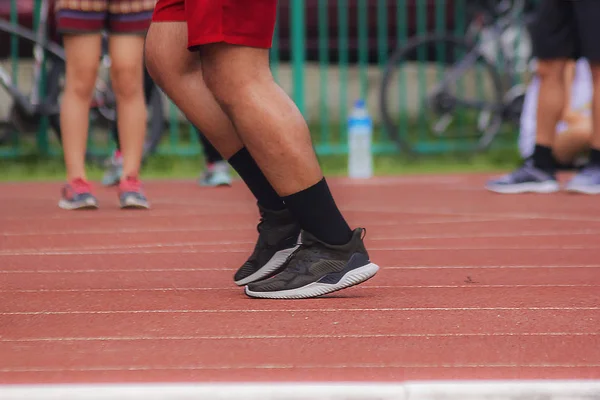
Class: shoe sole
199,179,232,187
120,197,150,210
244,262,380,299
485,181,559,194
235,245,300,286
564,185,600,195
121,202,150,210
58,198,99,210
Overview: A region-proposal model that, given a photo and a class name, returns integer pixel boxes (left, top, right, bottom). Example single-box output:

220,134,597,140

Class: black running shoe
234,205,301,286
245,228,379,299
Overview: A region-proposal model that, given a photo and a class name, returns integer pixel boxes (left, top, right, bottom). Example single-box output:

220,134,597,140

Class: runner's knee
536,60,567,80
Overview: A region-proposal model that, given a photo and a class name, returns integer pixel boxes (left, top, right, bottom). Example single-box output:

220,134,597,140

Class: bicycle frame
0,0,64,116
425,0,529,105
468,0,531,88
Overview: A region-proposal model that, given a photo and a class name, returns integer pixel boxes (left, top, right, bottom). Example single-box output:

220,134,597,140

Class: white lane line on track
1,364,600,374
2,307,599,316
0,332,598,343
1,380,600,400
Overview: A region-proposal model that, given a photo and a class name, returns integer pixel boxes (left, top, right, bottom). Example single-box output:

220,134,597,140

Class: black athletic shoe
245,228,379,299
234,205,301,286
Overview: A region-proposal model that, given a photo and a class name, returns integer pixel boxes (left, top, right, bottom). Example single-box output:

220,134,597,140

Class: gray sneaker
565,165,600,194
233,205,301,286
199,161,232,187
485,161,559,194
102,151,123,187
245,228,379,299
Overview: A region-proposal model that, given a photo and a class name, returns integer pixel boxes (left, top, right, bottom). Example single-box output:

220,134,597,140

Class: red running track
0,173,599,384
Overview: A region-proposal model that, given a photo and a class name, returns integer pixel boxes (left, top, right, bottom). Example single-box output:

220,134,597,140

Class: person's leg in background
490,58,591,175
565,0,600,194
102,66,156,186
486,0,573,194
55,2,105,210
517,63,542,162
506,61,590,168
533,59,569,165
145,7,300,287
103,121,124,186
554,119,592,166
197,131,232,187
105,2,154,209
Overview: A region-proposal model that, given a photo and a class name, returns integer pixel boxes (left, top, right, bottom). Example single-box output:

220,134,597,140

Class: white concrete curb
1,381,600,400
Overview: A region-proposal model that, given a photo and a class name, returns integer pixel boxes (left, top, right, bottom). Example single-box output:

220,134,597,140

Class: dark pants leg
198,131,224,164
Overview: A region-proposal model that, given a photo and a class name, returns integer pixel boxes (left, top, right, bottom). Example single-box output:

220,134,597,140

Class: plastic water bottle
348,99,373,179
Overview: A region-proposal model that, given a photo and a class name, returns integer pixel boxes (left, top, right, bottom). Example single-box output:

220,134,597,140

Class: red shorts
152,0,277,50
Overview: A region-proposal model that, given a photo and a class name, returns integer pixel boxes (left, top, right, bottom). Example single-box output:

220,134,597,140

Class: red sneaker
118,176,150,209
58,178,99,210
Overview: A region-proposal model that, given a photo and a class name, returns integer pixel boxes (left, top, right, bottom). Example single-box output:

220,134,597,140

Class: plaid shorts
55,0,155,34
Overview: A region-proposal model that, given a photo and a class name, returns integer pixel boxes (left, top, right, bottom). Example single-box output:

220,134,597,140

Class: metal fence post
290,0,306,117
33,0,50,155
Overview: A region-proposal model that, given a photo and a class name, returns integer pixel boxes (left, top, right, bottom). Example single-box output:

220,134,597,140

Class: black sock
228,148,286,211
589,148,600,166
532,144,555,171
282,178,353,245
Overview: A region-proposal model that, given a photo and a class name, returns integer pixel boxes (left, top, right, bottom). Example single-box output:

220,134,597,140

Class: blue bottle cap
354,99,366,108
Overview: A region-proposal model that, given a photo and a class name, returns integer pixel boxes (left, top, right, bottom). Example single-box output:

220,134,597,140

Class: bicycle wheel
0,19,65,144
379,33,505,155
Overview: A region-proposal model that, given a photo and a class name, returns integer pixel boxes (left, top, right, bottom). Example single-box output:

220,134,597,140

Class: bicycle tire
379,33,505,155
0,20,65,140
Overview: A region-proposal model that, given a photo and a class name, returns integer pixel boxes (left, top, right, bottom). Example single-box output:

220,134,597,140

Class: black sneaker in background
245,228,379,299
234,205,301,286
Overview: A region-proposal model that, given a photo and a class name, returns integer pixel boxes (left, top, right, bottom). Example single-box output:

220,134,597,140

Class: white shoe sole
486,181,559,194
234,245,299,286
565,184,600,195
245,262,380,299
58,198,99,210
120,197,150,209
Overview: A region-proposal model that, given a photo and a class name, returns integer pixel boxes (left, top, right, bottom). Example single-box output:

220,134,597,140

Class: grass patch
0,148,521,183
0,120,522,182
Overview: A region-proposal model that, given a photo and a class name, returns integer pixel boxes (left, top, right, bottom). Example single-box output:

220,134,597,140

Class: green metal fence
0,0,50,158
0,0,534,159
